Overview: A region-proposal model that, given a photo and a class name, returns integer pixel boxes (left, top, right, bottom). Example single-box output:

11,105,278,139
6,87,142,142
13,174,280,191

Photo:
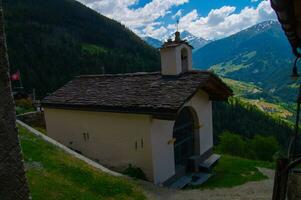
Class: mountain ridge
143,31,210,50
193,20,296,104
4,0,160,97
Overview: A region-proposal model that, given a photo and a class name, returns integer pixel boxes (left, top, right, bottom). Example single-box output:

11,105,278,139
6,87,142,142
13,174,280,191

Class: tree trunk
0,1,30,199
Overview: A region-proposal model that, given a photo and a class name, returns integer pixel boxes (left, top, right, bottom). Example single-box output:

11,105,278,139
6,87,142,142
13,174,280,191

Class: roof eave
42,102,178,120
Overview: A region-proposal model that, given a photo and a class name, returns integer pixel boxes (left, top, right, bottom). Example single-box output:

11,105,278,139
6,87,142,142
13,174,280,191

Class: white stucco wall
149,90,213,184
160,43,193,76
185,90,213,155
44,108,155,181
150,119,175,184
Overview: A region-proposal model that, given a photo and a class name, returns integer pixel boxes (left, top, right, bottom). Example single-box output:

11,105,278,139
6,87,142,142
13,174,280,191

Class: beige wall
44,108,155,181
160,43,193,76
44,90,213,184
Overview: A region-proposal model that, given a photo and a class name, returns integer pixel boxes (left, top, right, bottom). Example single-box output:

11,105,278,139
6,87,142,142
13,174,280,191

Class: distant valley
193,21,296,106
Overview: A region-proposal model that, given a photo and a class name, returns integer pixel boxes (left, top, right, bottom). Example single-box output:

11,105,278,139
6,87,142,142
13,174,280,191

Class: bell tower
160,31,193,76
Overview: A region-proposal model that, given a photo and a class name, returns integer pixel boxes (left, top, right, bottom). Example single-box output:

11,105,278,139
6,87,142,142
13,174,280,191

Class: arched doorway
173,107,199,169
181,48,188,73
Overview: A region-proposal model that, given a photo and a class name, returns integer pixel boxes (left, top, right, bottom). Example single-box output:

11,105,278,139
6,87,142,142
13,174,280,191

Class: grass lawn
32,126,47,135
19,126,146,200
198,155,275,189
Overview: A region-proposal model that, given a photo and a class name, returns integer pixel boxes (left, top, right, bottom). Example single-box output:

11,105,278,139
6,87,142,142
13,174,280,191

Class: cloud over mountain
77,0,276,40
176,1,276,40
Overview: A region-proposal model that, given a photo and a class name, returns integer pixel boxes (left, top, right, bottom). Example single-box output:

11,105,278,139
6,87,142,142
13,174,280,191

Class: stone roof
42,71,232,117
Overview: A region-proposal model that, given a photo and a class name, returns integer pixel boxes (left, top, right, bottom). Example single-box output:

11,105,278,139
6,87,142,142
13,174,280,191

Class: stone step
199,154,221,170
169,176,191,189
188,172,212,186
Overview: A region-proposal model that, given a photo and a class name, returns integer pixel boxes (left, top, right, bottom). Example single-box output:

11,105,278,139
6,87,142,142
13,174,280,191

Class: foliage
19,126,145,200
216,131,280,161
3,0,160,98
216,131,247,158
250,135,280,161
15,106,35,115
213,97,294,152
195,155,274,189
123,165,147,181
15,98,35,115
15,98,33,109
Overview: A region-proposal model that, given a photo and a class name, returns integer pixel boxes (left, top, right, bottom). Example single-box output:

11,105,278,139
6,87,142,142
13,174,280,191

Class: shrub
217,131,247,157
122,164,147,180
15,98,33,109
217,131,280,161
249,135,280,161
15,98,35,115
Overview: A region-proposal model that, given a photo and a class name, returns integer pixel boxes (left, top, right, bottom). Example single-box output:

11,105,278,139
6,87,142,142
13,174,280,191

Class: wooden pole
272,158,289,200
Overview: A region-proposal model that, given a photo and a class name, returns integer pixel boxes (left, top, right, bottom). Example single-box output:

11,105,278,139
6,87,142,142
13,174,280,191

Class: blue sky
78,0,276,40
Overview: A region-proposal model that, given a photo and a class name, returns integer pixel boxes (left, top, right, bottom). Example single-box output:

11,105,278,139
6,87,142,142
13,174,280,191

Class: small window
181,48,188,73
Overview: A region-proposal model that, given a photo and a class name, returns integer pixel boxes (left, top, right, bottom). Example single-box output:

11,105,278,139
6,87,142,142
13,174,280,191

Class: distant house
42,32,232,185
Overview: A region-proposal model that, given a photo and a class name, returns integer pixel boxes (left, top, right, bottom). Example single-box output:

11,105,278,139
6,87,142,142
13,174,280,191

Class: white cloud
173,0,276,40
78,0,188,31
172,9,183,20
77,0,276,40
143,25,168,39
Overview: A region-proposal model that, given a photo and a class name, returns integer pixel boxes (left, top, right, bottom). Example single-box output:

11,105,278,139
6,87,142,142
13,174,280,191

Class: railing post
273,158,289,200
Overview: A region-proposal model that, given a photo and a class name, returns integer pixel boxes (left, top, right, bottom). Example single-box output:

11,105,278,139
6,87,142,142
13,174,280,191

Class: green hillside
3,0,160,98
19,126,145,200
222,78,293,121
213,98,294,150
193,21,297,104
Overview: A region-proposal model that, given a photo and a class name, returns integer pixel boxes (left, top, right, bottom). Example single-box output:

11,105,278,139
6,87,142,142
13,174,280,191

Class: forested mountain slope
193,21,296,103
3,0,160,97
213,98,294,151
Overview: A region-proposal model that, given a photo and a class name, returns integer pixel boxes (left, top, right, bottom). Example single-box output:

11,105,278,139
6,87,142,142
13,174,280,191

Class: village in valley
1,0,301,199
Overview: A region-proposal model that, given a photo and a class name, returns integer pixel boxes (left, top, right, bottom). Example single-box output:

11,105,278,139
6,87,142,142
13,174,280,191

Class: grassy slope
199,155,274,189
222,78,293,121
19,126,145,200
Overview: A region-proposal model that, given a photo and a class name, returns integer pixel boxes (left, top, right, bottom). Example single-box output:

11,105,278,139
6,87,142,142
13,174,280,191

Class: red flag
11,70,20,81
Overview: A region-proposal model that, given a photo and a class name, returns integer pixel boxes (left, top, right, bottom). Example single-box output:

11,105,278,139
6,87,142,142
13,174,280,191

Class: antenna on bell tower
176,18,179,32
175,18,181,42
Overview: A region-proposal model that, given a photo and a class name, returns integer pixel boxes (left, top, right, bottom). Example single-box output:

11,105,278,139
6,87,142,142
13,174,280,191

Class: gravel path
140,168,274,200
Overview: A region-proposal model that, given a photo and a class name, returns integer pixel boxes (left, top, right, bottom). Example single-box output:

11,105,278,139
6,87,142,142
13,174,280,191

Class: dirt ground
139,168,274,200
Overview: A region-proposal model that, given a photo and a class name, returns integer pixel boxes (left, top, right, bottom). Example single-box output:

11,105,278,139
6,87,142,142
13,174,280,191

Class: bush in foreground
217,131,280,161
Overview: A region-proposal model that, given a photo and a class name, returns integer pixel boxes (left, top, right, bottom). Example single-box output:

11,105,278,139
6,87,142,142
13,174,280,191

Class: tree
0,1,30,199
250,135,279,161
217,131,247,157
